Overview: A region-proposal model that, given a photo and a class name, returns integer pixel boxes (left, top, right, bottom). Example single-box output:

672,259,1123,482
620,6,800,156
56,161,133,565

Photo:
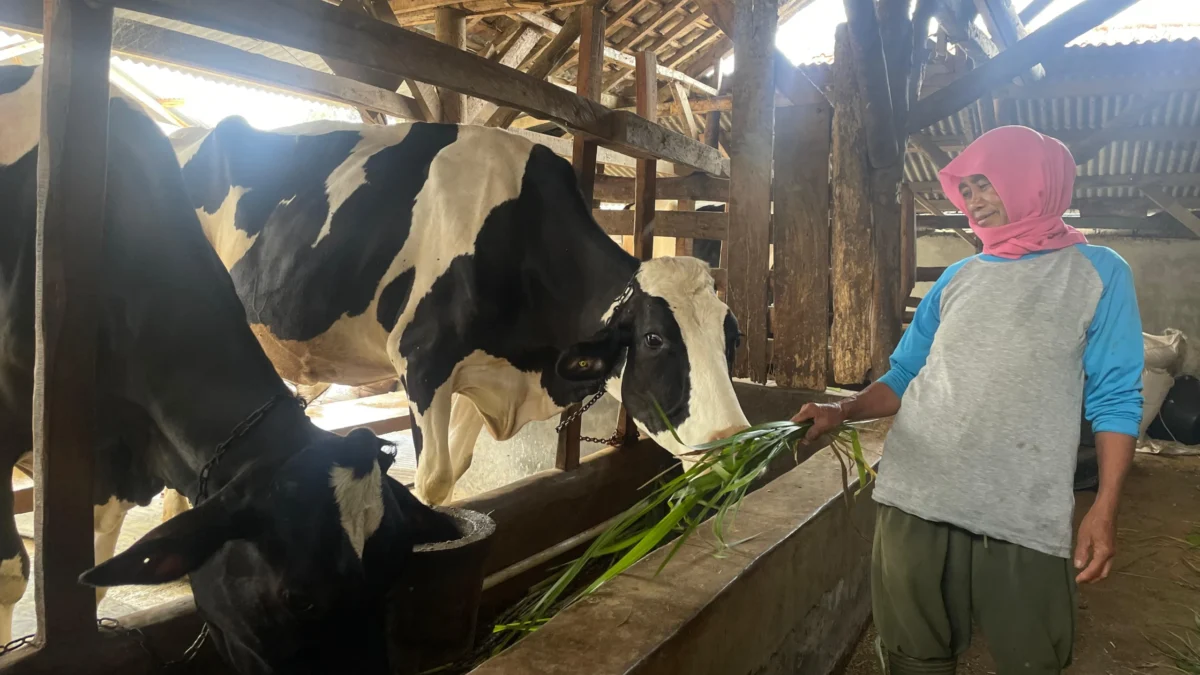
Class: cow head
80,429,458,675
556,256,750,453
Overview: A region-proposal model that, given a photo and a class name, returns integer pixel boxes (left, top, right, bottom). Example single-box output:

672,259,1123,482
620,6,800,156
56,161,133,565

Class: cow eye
644,333,664,349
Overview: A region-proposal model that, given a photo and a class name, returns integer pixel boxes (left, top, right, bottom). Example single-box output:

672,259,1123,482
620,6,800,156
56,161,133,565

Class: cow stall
0,0,1166,673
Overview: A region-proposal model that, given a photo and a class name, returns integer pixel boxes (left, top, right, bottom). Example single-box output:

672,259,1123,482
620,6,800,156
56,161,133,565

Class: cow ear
556,326,629,381
80,489,254,587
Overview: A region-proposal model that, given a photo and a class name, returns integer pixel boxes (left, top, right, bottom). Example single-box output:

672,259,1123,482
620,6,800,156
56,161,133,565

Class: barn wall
915,234,1200,340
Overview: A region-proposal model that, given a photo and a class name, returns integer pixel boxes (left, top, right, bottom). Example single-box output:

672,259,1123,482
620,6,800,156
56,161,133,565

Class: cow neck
540,222,641,344
100,102,329,501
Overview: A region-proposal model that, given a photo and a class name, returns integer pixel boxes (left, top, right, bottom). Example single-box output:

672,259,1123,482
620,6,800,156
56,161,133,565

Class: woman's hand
791,402,849,443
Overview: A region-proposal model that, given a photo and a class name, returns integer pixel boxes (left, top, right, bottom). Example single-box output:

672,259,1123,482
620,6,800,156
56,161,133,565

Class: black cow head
556,256,749,452
81,429,458,675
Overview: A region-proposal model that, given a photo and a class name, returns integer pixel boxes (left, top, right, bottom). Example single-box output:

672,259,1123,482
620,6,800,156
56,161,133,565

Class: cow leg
411,387,454,506
0,468,28,645
93,497,134,604
447,394,484,485
161,488,190,522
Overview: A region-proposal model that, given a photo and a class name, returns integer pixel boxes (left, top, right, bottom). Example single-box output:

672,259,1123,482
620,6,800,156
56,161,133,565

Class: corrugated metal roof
907,35,1200,207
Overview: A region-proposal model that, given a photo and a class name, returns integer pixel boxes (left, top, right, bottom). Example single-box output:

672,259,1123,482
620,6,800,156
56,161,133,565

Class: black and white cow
167,117,752,505
0,64,458,674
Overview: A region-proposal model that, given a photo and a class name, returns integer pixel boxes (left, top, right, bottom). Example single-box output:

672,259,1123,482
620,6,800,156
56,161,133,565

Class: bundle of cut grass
476,415,874,661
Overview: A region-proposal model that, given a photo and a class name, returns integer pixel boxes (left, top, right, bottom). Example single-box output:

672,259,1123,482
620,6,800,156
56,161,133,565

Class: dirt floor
839,453,1200,675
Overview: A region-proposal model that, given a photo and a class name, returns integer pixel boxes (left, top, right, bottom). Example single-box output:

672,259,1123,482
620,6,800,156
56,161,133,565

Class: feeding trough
388,506,497,675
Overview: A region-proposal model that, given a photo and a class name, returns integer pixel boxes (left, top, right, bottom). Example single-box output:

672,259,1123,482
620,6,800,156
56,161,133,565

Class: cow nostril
706,425,749,444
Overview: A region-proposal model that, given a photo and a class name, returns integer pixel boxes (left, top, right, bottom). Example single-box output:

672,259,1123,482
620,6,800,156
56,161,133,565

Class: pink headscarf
937,125,1087,259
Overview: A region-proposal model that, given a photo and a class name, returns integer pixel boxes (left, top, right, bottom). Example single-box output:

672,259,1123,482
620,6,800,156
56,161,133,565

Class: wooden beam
435,7,466,123
673,81,699,139
726,0,777,383
829,24,874,385
592,209,728,239
467,24,540,123
6,6,424,121
909,172,1200,194
593,173,730,201
771,99,832,390
393,0,588,25
1019,0,1056,24
116,0,728,175
34,0,114,644
485,11,581,129
616,0,690,51
997,73,1200,100
908,0,1142,133
519,11,718,96
910,132,953,169
674,198,696,256
1141,184,1200,238
972,0,1045,82
1069,93,1169,165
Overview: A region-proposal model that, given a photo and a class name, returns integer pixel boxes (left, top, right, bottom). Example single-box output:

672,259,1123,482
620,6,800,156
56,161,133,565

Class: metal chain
554,388,625,447
194,392,306,504
0,617,207,669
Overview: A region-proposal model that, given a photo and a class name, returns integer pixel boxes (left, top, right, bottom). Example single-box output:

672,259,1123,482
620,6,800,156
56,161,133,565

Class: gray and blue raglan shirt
874,244,1145,559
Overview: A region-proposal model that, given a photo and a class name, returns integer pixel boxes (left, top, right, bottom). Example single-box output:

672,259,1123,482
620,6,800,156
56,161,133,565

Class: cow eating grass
169,117,752,506
0,64,458,674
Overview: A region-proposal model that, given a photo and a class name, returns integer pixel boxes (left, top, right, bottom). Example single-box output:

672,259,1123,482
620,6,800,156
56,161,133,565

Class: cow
167,116,753,506
0,64,459,674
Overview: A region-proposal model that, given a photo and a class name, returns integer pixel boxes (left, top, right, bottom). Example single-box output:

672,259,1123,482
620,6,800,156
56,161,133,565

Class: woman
794,125,1144,674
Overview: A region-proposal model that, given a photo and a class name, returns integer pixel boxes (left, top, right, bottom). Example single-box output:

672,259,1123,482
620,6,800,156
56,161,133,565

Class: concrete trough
468,422,887,675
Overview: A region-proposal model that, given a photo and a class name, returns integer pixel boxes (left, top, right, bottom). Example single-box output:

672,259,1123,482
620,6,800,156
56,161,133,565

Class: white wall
914,234,1200,339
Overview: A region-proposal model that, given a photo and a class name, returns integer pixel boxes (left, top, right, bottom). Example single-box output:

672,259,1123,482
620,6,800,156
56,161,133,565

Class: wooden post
632,51,658,261
842,0,898,168
829,23,874,385
727,0,777,383
613,49,660,447
771,99,832,390
435,7,465,124
899,185,917,308
557,0,605,468
34,0,114,644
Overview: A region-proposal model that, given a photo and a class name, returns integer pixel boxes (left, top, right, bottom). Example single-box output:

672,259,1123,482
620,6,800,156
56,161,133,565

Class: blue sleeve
878,259,971,398
1079,246,1144,438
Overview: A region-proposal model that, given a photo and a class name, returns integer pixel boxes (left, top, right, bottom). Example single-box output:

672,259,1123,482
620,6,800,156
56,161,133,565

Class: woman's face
958,174,1009,228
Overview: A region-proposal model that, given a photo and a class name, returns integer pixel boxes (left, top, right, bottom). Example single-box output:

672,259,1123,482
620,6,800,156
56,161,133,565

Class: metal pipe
481,513,625,591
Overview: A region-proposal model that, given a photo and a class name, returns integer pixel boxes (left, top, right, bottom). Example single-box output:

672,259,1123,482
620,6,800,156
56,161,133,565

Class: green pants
872,505,1077,675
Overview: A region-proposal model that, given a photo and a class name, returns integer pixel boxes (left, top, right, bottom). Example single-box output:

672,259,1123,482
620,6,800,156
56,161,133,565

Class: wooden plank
616,0,690,50
907,0,1142,133
917,266,947,282
593,173,730,202
1141,184,1200,238
33,0,114,644
829,24,874,385
843,0,898,168
118,0,727,176
484,11,581,129
592,209,728,239
910,132,953,169
435,7,466,123
771,100,832,390
726,0,776,383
